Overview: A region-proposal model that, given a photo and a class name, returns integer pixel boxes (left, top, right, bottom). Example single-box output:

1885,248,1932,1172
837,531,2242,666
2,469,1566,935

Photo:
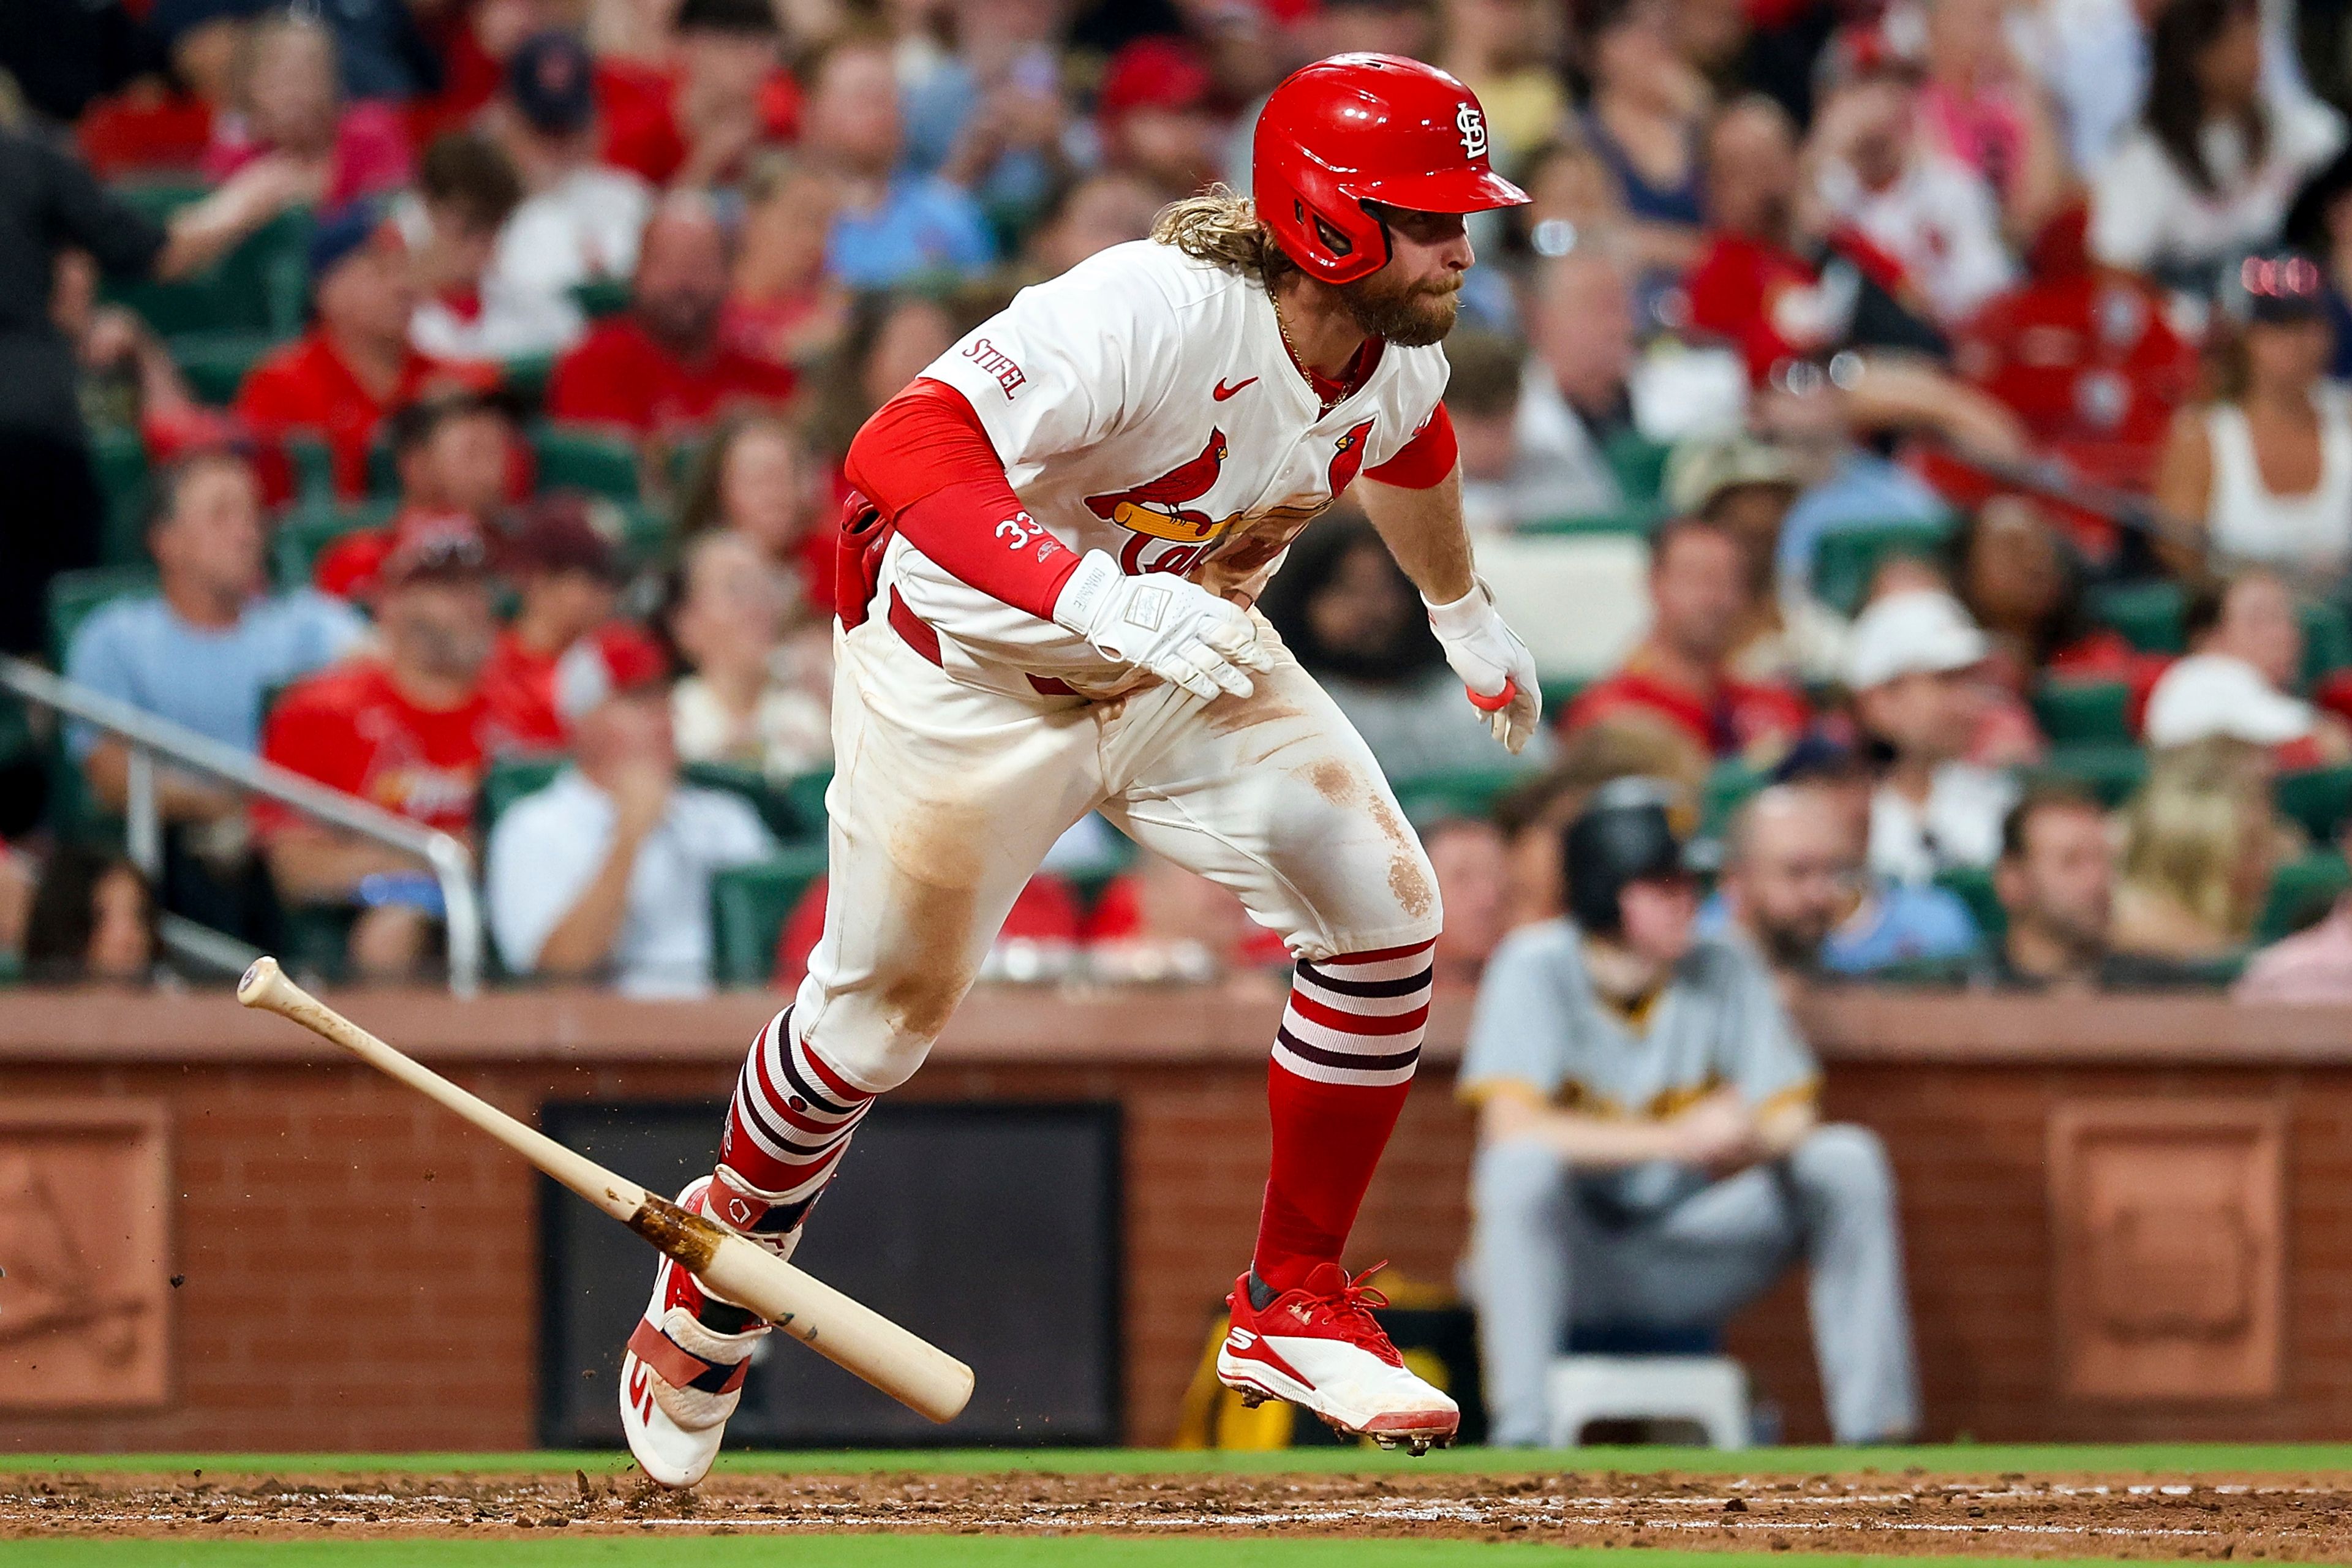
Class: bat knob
236,955,284,1008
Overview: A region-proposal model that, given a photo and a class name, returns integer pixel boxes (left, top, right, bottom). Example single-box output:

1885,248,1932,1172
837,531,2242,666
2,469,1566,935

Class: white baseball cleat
619,1177,775,1488
1214,1261,1460,1455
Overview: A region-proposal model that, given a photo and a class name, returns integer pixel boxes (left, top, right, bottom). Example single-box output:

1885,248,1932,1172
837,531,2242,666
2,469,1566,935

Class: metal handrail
0,656,483,996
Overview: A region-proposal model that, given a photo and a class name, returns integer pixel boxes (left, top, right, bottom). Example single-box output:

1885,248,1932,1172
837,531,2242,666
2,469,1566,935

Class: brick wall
4,990,2352,1452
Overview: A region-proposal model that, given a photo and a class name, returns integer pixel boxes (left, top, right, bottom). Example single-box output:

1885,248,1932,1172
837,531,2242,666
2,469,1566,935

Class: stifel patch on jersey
960,336,1027,398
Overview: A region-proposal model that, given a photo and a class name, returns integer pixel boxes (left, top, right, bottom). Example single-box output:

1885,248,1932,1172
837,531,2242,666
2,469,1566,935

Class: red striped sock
1253,940,1434,1295
713,1008,872,1235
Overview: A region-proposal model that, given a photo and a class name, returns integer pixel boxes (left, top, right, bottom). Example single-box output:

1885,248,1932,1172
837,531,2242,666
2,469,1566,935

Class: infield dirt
1,1468,2344,1556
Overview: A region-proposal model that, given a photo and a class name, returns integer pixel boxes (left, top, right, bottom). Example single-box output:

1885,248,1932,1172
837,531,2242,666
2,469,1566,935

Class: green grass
0,1548,2195,1568
4,1443,2351,1477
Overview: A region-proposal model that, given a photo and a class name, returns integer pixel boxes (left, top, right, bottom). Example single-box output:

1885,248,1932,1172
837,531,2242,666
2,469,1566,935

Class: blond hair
2120,737,2272,938
1150,184,1297,288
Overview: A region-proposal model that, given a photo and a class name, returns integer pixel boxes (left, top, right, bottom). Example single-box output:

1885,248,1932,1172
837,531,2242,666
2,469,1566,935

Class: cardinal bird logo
1327,419,1376,494
1085,428,1230,543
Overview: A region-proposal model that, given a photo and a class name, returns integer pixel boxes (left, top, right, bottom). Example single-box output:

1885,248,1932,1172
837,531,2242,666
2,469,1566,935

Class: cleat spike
1238,1391,1267,1409
1408,1438,1432,1457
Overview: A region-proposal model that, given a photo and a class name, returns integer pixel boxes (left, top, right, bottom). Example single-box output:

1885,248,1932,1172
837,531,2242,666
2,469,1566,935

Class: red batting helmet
1252,53,1529,286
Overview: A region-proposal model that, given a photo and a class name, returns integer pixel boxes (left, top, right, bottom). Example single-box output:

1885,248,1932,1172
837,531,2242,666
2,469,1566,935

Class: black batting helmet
1562,777,1693,937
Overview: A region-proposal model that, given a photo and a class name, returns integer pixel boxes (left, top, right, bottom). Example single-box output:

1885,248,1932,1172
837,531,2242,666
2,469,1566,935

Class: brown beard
1338,271,1463,347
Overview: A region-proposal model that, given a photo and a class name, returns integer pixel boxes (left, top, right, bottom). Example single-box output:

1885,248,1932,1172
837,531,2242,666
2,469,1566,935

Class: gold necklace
1270,289,1339,410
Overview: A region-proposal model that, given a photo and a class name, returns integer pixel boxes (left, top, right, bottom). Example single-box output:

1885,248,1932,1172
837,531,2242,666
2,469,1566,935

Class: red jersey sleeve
843,378,1082,622
1363,404,1458,489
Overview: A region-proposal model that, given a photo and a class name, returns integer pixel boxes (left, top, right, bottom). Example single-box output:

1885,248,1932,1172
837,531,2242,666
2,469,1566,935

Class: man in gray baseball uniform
1461,778,1919,1446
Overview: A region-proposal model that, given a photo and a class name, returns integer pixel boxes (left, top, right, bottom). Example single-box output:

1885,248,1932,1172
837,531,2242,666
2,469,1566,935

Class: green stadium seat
107,206,311,339
1932,864,2006,941
366,433,400,497
169,330,279,407
2087,579,2185,655
2255,850,2351,944
1701,758,1767,837
270,499,396,590
711,849,829,987
478,754,567,837
679,760,809,842
1538,675,1587,718
500,351,557,413
47,565,159,666
283,431,337,502
570,278,632,320
608,500,675,568
89,423,153,567
2303,601,2352,686
781,769,832,837
2030,680,2132,745
1603,429,1672,506
478,757,825,847
1521,508,1656,538
2031,745,2147,808
2275,764,2352,844
534,423,643,502
1810,519,1953,617
1392,766,1528,823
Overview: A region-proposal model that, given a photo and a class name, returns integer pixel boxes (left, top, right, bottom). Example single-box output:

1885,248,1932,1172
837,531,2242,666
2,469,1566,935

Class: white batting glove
1425,579,1543,753
1052,550,1273,701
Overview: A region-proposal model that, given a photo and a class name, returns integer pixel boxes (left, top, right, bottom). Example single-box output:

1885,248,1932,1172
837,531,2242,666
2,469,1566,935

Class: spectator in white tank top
2155,249,2352,582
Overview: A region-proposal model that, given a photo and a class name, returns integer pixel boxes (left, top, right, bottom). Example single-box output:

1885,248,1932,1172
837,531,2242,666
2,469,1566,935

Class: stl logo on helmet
1455,103,1488,159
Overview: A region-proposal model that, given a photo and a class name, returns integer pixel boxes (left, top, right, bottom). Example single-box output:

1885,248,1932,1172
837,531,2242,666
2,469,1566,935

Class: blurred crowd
9,0,2352,999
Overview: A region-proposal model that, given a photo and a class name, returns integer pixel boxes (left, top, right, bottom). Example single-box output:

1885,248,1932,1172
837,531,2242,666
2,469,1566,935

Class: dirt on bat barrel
626,1191,724,1271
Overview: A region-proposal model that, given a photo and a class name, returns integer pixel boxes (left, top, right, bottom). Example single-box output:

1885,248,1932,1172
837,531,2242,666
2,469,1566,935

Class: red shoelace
1280,1262,1402,1362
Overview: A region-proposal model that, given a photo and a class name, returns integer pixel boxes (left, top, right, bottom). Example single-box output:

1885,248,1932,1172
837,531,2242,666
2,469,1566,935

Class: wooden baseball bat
235,956,974,1425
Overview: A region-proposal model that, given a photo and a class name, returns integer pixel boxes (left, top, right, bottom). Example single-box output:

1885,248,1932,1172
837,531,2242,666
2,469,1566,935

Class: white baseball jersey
888,239,1449,696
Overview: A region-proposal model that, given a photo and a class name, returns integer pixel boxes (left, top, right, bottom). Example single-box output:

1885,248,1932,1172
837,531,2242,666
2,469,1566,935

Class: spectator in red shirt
677,415,834,616
724,150,845,372
236,203,498,500
599,0,799,188
313,386,521,599
1682,94,1945,379
202,11,412,209
258,533,513,979
478,494,667,749
546,193,797,439
1951,494,2154,693
1565,514,1814,765
1094,36,1226,200
1951,204,2198,498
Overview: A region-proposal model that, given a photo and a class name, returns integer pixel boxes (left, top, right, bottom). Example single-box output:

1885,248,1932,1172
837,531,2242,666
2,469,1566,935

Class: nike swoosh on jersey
1212,377,1258,401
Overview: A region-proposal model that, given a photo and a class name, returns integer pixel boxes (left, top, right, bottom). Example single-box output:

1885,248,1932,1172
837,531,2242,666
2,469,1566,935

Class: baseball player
1460,780,1919,1446
621,54,1542,1484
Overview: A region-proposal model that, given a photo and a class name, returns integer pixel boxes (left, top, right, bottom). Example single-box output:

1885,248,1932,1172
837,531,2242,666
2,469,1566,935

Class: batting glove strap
1423,578,1544,754
1052,550,1272,701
